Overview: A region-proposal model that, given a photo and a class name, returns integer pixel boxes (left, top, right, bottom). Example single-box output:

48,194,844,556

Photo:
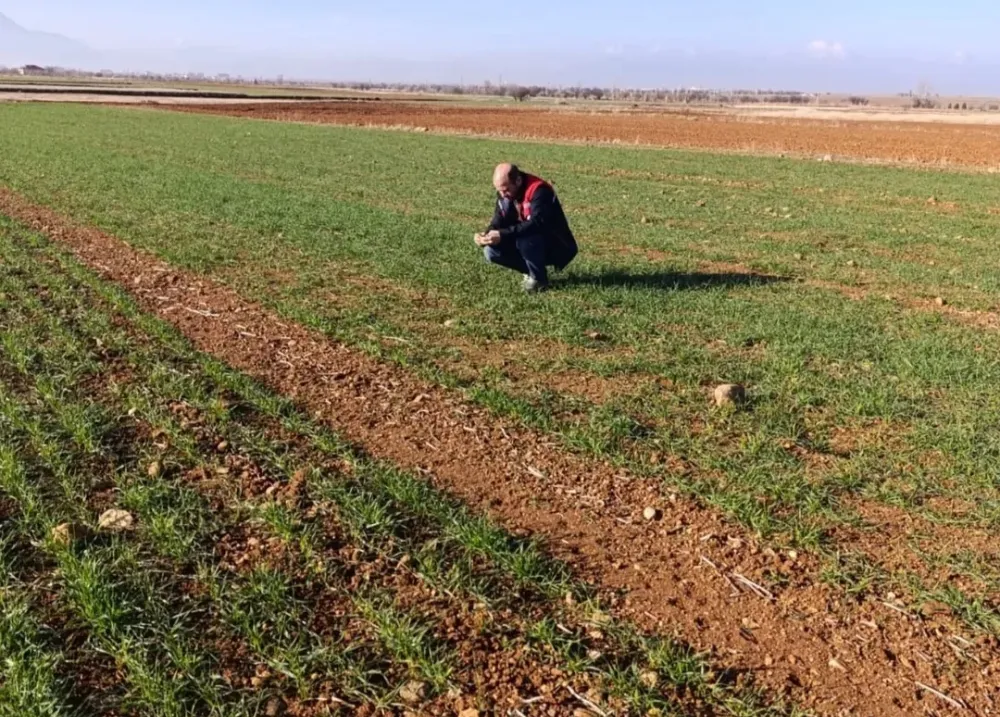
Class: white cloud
808,40,846,59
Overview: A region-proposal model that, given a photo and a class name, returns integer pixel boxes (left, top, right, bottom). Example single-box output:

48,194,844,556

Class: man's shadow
555,269,789,291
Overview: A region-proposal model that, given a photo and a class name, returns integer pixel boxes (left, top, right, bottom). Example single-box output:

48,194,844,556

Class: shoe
522,276,549,293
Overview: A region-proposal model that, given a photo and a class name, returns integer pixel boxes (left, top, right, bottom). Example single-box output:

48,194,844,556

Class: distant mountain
0,12,91,67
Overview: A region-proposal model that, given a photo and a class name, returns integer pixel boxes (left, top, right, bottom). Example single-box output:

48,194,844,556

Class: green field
0,101,998,711
0,204,802,714
0,74,376,98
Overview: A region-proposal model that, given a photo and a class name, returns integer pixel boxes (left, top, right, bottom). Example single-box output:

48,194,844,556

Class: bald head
493,162,523,199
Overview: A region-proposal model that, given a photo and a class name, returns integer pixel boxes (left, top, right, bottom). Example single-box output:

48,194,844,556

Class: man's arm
497,185,557,240
486,195,516,232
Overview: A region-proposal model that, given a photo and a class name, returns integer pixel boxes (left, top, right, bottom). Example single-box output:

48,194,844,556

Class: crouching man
474,163,578,293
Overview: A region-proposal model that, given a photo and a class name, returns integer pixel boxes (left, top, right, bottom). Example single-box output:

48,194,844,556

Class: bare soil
161,100,1000,169
3,189,998,716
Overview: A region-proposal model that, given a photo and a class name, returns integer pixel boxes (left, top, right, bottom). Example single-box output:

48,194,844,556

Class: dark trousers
484,234,575,284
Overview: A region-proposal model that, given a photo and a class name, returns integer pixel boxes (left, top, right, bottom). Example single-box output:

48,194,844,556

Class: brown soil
161,100,1000,169
836,500,1000,595
136,398,671,714
3,188,999,716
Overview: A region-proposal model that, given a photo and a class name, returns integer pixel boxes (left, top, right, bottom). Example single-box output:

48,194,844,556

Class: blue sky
4,0,994,57
4,1,999,91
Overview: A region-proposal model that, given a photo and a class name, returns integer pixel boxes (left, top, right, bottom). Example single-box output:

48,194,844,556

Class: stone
643,507,660,521
264,698,286,717
713,384,746,407
399,681,427,704
147,460,162,477
935,297,947,306
97,509,134,532
50,522,90,546
640,670,659,688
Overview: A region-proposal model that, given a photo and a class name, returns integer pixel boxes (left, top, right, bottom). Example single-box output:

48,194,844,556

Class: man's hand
474,230,502,247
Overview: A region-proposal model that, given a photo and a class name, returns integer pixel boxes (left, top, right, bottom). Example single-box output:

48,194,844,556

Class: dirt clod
643,507,660,521
147,460,162,477
399,681,427,704
50,522,91,546
97,509,134,532
713,383,746,407
264,697,285,717
935,297,947,306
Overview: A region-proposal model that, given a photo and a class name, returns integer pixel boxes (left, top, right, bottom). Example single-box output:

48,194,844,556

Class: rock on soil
97,509,134,532
50,522,91,546
713,383,746,407
399,681,427,704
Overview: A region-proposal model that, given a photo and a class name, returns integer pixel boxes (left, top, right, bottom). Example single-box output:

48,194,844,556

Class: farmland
0,100,999,715
170,100,1000,168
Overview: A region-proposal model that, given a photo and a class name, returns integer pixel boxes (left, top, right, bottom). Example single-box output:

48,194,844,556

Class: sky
4,1,1000,92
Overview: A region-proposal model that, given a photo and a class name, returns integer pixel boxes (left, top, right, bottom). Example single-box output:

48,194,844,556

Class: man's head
493,162,523,200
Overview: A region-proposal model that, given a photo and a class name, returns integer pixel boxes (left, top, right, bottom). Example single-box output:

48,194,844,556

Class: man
474,163,578,293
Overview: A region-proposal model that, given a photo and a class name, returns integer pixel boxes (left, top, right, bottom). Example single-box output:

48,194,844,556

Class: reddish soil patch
160,101,1000,169
835,500,1000,594
3,188,999,716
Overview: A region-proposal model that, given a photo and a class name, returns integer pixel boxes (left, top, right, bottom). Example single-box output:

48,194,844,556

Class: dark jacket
486,174,578,269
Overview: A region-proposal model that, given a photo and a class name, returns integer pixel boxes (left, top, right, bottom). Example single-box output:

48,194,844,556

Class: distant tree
508,86,531,102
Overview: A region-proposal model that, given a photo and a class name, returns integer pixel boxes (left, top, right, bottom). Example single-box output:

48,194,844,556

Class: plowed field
167,100,1000,169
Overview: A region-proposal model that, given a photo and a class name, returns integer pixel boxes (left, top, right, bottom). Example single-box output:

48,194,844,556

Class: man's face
494,173,520,200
